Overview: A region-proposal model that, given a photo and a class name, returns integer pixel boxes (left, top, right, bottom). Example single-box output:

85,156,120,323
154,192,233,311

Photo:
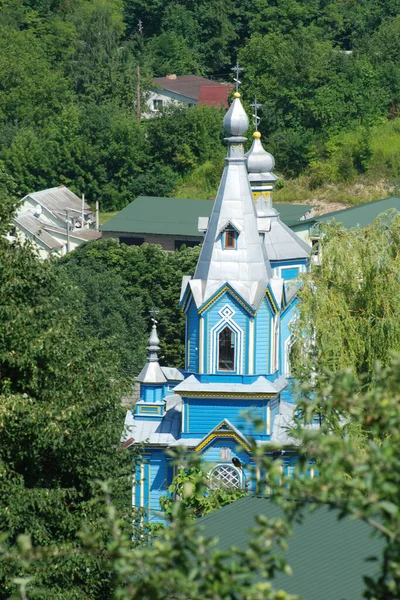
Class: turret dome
223,92,249,136
246,131,275,174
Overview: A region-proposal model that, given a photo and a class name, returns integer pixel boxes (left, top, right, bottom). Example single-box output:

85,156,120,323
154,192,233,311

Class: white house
13,186,101,259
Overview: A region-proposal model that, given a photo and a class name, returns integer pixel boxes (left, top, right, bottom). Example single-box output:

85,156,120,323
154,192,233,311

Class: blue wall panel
148,450,168,521
187,398,266,436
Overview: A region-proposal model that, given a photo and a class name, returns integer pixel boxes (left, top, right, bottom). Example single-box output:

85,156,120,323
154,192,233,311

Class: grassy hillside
173,119,400,214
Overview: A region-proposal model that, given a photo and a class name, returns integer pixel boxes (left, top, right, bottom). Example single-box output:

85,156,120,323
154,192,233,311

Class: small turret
246,131,278,216
135,321,167,420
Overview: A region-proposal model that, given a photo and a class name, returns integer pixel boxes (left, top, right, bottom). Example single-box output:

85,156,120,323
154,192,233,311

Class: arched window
218,326,235,370
209,465,240,489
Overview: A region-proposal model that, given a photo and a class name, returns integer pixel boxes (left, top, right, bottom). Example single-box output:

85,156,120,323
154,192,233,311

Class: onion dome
223,92,249,136
246,131,275,174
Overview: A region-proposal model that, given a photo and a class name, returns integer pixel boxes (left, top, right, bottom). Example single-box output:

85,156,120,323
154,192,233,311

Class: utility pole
136,19,143,123
66,209,70,254
137,64,141,123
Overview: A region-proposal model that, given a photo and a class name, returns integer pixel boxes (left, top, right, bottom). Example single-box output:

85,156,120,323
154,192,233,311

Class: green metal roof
291,196,400,231
199,496,383,600
101,197,313,236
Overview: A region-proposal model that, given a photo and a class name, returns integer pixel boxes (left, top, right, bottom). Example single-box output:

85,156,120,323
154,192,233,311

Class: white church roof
190,93,272,310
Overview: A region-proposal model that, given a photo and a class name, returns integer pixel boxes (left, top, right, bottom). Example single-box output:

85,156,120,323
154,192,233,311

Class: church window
209,465,240,489
219,447,231,460
218,326,235,370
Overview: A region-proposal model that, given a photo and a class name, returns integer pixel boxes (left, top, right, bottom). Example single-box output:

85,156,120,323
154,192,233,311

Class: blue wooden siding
203,291,249,374
141,385,164,402
280,267,299,280
148,450,168,521
254,299,270,374
186,398,266,436
187,299,199,372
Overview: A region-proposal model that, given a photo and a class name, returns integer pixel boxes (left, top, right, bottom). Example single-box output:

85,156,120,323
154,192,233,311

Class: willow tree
292,211,400,383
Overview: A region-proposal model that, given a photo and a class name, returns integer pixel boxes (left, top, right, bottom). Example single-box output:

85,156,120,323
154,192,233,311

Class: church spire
190,87,272,310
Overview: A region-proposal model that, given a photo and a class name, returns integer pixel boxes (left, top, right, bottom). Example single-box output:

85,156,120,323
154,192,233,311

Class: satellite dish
34,204,42,217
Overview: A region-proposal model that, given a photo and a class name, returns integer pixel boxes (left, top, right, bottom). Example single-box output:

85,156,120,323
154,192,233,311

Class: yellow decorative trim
265,288,279,314
195,431,251,453
233,91,241,98
199,285,255,316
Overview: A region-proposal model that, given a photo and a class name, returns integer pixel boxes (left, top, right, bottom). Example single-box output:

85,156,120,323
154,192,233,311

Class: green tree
292,214,400,383
0,230,137,598
160,461,246,518
56,260,147,378
61,239,200,367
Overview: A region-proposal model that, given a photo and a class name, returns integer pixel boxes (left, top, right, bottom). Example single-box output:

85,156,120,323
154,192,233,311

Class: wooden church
123,90,311,520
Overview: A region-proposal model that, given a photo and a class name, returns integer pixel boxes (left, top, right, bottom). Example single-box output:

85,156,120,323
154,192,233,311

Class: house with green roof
291,196,400,249
101,196,314,251
199,496,384,600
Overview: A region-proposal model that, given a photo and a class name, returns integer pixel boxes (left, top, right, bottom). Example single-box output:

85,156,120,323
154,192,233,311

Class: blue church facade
123,91,312,521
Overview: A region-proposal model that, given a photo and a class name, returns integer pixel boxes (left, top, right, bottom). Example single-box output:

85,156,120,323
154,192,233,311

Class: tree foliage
3,0,400,207
292,213,400,383
159,461,246,519
59,239,200,367
0,234,138,598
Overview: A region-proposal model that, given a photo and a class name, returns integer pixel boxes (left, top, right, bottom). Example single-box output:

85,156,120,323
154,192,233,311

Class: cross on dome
250,97,262,131
231,61,243,93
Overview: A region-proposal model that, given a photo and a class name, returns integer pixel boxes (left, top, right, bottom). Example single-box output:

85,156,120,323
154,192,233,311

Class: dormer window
219,220,242,250
224,228,236,249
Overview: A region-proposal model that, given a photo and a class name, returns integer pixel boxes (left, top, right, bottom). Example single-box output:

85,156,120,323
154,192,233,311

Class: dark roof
292,196,400,230
199,496,383,600
101,197,313,237
198,86,233,108
153,76,232,102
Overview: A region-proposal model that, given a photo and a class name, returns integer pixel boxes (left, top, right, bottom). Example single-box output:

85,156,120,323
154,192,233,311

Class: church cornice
180,392,277,398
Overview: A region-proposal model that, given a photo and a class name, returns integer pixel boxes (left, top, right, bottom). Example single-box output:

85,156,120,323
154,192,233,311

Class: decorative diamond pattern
219,305,235,320
210,465,240,489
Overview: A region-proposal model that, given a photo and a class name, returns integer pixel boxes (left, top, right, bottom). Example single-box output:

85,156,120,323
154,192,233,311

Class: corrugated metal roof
292,196,400,230
153,76,231,101
199,496,384,600
25,186,91,215
14,215,63,250
102,197,313,236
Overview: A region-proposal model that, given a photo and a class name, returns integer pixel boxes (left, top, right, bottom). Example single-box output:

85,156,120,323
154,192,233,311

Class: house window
119,236,144,246
209,465,240,489
153,99,163,110
218,326,235,371
224,228,236,249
